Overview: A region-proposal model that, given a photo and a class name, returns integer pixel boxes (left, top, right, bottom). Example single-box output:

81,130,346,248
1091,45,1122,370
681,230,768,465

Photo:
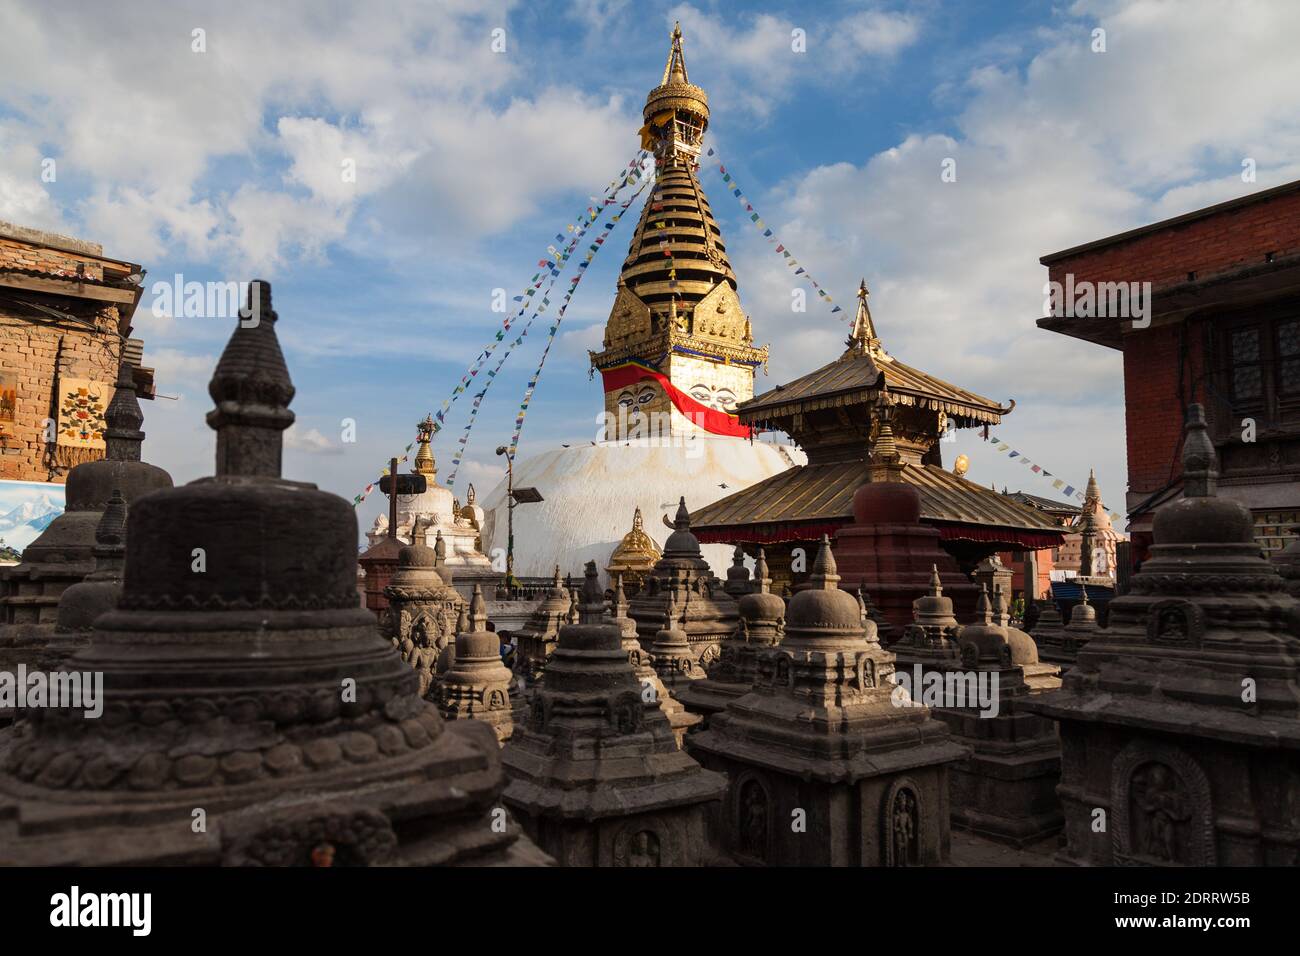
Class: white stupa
368,415,498,601
482,24,802,583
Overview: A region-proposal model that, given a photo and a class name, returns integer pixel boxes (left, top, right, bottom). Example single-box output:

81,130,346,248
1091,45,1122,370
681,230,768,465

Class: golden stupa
590,22,768,440
481,24,804,583
605,507,663,594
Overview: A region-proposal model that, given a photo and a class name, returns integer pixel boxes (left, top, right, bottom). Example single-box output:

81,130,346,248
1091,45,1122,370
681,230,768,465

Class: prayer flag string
703,146,843,318
350,152,650,506
507,175,652,462
981,433,1122,523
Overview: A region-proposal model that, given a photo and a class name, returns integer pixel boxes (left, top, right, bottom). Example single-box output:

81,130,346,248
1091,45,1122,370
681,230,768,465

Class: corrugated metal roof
690,460,1064,535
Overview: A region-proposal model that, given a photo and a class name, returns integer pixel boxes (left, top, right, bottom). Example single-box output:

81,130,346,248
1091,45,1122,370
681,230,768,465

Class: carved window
1278,319,1300,394
1230,327,1262,402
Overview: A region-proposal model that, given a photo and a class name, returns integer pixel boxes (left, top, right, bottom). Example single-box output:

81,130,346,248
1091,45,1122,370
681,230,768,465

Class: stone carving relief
883,778,924,867
735,775,770,863
1146,600,1205,649
1111,740,1215,866
613,825,664,867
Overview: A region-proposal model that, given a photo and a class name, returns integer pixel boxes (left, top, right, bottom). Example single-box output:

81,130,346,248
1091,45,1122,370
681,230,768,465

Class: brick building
1038,180,1300,563
0,221,154,484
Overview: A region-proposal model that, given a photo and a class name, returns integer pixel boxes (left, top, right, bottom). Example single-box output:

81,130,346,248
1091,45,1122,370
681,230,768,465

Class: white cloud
284,425,343,455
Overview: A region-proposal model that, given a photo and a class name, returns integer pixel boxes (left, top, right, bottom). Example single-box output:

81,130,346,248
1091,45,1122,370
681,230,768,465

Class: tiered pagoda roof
691,282,1064,551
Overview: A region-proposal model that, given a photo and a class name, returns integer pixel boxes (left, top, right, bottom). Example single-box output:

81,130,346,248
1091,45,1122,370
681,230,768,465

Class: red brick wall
1120,320,1206,497
1045,187,1300,291
0,311,123,483
0,238,107,281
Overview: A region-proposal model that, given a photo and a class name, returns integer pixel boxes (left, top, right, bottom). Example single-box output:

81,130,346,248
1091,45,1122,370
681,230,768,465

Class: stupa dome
785,536,863,639
852,480,922,524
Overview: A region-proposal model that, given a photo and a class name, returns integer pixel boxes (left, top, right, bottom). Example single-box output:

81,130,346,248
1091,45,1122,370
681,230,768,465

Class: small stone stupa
1037,585,1101,669
936,586,1063,846
608,572,699,746
0,282,545,866
384,518,464,699
677,547,785,727
0,359,172,682
689,536,968,866
649,589,704,691
1024,405,1300,866
627,498,739,668
51,489,128,650
511,567,571,690
501,561,727,866
891,565,963,671
437,584,515,743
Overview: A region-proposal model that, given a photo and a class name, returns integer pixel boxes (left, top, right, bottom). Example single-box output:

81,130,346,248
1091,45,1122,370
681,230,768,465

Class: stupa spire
846,278,887,360
414,414,437,478
662,20,689,85
206,279,295,478
105,356,145,462
1182,403,1218,497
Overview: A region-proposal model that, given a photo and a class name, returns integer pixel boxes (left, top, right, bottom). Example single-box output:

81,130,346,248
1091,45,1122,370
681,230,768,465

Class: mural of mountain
0,488,64,557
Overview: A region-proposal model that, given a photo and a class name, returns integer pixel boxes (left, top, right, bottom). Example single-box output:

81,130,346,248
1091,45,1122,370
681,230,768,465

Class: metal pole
506,454,515,582
387,457,399,541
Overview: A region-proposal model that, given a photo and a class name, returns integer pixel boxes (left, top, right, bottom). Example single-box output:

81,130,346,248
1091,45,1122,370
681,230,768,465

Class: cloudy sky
4,0,1299,532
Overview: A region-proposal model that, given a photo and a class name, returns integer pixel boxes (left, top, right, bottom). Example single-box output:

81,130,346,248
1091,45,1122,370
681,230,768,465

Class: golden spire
846,278,889,361
662,20,689,85
413,414,436,478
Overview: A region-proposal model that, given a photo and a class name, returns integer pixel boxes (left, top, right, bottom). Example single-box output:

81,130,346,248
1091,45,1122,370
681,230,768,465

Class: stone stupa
437,584,516,743
627,498,739,667
608,572,699,746
0,282,546,866
1024,405,1300,865
676,547,786,727
688,536,968,866
501,561,726,866
0,358,172,691
383,518,464,699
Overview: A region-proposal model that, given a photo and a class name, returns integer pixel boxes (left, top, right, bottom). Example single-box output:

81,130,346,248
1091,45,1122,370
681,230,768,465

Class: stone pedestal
501,562,726,866
689,537,967,866
1023,406,1300,866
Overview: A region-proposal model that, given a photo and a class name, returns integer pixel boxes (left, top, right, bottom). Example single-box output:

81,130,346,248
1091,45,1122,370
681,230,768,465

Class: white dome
481,437,804,582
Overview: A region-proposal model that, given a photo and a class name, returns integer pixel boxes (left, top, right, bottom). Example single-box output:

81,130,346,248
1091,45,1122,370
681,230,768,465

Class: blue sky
4,0,1300,535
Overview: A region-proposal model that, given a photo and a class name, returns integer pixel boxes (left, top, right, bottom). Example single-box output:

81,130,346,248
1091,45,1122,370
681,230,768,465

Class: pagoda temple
479,23,800,583
690,281,1064,596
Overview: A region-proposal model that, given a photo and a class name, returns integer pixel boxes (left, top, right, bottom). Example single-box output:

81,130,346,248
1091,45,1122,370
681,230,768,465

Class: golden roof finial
663,20,689,85
847,277,888,361
414,414,437,478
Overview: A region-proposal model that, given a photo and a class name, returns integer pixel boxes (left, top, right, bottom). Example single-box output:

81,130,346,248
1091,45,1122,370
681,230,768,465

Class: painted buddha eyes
618,385,658,417
690,385,737,411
